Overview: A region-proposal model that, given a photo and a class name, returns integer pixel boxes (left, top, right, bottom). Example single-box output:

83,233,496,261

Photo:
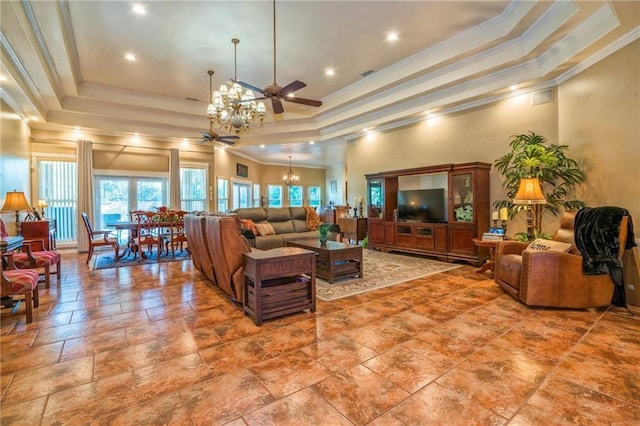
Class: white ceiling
1,1,638,167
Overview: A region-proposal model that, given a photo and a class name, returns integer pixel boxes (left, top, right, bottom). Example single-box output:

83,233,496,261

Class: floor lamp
513,177,547,240
1,190,32,236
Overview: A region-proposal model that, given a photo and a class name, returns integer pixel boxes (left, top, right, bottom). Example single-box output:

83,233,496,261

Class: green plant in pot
493,132,586,241
318,223,339,244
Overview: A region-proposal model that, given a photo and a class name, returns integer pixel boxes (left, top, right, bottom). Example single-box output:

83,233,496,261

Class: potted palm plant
318,223,339,245
493,132,586,240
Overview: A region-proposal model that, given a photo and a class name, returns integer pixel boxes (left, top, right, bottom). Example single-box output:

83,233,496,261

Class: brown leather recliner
494,210,629,308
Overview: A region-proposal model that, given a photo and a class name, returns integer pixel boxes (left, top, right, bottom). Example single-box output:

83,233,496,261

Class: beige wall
0,100,32,234
558,40,640,229
345,40,639,237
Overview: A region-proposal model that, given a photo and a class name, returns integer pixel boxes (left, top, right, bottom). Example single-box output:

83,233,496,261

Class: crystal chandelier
283,156,299,187
206,39,266,134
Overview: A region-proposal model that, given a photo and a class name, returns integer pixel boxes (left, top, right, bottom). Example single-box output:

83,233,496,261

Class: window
232,181,251,210
217,178,229,212
37,159,78,243
267,184,283,208
307,186,322,208
180,166,207,211
289,185,303,207
95,176,167,230
253,184,261,207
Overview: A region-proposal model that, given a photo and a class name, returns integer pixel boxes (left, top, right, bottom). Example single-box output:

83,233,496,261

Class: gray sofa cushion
235,207,268,223
290,207,311,232
266,208,296,234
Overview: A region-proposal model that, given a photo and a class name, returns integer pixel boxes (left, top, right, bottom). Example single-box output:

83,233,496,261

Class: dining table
106,220,177,260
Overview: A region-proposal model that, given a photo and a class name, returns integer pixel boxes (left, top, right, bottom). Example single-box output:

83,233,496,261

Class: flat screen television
397,188,447,222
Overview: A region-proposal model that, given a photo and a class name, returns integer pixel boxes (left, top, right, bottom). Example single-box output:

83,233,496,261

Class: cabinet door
384,222,395,245
434,225,448,252
449,225,476,255
368,220,385,245
367,179,384,219
450,172,475,225
395,223,413,247
414,224,434,249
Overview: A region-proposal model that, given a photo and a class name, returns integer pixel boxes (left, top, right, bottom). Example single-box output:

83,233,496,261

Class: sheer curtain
169,148,181,210
77,140,93,253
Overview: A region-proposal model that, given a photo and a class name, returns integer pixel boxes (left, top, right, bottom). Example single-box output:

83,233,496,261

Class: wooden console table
243,247,316,325
0,236,24,253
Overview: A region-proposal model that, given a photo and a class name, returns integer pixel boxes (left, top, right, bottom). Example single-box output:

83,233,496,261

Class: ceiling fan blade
285,97,323,107
280,80,306,94
271,98,284,114
197,138,208,145
234,96,267,104
235,80,265,94
217,138,236,146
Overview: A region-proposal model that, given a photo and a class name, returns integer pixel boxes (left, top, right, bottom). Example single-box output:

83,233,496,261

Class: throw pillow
254,223,276,236
240,219,258,236
526,238,573,253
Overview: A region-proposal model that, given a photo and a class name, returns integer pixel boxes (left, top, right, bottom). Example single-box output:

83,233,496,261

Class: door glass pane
217,178,229,212
98,178,129,230
233,182,251,210
137,179,164,211
180,167,206,211
38,159,78,243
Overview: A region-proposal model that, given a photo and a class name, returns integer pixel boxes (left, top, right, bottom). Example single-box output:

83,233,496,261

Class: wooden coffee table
286,239,363,283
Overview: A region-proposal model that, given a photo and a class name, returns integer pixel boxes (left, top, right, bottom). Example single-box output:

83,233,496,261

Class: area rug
315,250,461,301
91,249,190,270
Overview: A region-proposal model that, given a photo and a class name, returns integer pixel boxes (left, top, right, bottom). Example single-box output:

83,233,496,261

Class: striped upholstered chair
2,253,40,323
11,239,61,289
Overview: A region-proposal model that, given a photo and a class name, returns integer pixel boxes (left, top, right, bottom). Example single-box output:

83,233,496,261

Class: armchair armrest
520,249,614,308
89,229,115,242
2,252,18,270
496,240,529,256
21,238,47,252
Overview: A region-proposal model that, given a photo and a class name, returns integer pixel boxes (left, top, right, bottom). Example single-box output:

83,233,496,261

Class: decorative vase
319,236,327,245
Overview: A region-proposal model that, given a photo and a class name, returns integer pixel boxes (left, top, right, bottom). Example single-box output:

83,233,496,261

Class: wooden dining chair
133,211,163,260
165,210,189,257
81,212,120,264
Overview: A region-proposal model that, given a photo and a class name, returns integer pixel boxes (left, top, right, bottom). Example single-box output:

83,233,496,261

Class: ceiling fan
198,125,239,146
235,0,322,114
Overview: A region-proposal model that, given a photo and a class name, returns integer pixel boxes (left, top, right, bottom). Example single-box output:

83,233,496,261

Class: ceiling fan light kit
206,39,266,135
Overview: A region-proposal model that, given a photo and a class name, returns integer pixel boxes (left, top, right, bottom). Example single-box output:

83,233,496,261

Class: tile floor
2,251,640,425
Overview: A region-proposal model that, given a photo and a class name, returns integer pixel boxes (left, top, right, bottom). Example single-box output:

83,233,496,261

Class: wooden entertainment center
366,162,491,266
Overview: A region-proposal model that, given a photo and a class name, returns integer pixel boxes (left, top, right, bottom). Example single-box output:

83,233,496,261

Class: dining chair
81,212,120,264
11,237,61,289
2,253,40,323
133,211,163,260
165,210,189,257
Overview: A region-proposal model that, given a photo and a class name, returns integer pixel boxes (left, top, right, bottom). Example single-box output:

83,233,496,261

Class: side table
472,237,503,277
243,247,316,325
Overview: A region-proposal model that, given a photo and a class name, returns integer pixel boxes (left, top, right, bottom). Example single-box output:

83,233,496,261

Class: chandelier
283,156,299,187
206,38,266,134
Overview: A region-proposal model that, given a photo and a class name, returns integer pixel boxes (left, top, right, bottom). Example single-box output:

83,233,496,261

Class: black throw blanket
574,207,637,307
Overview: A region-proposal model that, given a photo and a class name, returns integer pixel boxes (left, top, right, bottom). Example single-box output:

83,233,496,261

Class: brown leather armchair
494,210,629,308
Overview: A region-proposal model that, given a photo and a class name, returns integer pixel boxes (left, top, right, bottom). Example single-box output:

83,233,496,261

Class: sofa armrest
496,240,529,257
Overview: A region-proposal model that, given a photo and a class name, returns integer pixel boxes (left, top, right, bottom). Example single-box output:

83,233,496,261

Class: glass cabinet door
450,172,474,223
367,179,384,219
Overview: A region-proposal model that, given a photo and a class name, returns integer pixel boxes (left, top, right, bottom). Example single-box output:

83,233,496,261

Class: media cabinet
365,162,490,265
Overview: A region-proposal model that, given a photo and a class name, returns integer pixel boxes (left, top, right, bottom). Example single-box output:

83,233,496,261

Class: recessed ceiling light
363,127,369,132
510,85,518,91
325,69,335,77
29,116,38,121
0,75,8,82
132,4,146,15
125,53,137,61
286,93,295,98
386,32,399,42
309,141,315,145
260,144,265,148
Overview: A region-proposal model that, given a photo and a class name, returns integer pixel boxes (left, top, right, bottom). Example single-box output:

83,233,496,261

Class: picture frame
488,227,505,235
236,163,248,178
330,180,338,194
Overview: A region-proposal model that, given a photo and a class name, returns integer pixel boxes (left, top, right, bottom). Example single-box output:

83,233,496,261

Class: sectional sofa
234,207,320,250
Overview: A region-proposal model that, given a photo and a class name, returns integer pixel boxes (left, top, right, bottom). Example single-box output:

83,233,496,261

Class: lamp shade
1,190,32,212
513,177,547,205
37,199,48,208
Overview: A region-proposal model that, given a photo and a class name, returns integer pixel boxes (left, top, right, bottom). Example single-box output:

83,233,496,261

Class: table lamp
513,177,547,240
1,190,32,235
37,199,48,218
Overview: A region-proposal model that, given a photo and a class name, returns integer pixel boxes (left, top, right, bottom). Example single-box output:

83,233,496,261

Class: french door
95,176,167,230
